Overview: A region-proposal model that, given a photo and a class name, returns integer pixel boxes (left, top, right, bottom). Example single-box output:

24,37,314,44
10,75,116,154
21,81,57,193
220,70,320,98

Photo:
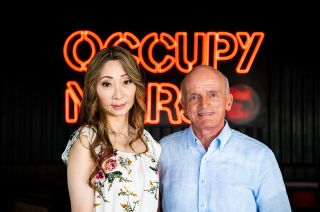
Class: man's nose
200,96,210,107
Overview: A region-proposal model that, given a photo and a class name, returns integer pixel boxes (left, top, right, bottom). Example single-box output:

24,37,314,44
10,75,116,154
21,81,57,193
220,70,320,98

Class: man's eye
189,96,198,101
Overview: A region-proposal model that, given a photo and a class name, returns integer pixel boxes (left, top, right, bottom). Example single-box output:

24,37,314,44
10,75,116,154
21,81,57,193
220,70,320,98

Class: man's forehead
186,80,221,91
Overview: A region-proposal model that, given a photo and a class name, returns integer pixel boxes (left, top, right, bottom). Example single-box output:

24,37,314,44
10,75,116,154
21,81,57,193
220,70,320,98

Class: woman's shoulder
143,129,161,159
78,124,96,135
61,125,96,164
70,125,96,145
143,129,159,144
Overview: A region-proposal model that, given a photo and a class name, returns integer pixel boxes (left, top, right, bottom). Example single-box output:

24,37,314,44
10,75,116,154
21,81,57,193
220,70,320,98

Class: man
158,65,291,211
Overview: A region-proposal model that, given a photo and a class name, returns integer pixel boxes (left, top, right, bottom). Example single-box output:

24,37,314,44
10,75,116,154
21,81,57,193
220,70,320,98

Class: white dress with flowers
61,126,161,212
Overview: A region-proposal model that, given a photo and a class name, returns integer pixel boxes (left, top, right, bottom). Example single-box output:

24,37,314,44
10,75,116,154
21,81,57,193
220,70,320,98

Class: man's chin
194,119,216,129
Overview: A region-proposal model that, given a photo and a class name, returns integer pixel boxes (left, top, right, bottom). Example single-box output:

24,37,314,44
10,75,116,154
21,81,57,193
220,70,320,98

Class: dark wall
1,3,319,211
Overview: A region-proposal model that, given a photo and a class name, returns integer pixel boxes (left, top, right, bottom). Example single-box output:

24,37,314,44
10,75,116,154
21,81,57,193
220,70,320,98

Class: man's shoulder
229,129,276,163
231,129,270,151
159,127,188,145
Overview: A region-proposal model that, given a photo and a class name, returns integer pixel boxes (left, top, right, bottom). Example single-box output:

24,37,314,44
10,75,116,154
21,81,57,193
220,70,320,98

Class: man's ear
182,109,189,120
179,92,185,109
226,93,233,111
180,97,189,119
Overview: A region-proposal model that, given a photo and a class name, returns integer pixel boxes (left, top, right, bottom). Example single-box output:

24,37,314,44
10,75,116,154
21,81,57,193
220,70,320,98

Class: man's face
182,69,233,132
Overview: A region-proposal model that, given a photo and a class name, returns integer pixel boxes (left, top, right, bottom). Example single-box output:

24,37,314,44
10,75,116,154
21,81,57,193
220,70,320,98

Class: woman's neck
106,115,129,133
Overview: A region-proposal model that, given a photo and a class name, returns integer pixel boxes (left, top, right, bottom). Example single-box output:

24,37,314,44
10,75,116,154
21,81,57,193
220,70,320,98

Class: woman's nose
113,85,123,99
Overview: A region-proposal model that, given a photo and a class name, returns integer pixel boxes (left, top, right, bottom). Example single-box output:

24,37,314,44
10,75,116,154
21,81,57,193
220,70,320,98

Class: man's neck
192,121,226,150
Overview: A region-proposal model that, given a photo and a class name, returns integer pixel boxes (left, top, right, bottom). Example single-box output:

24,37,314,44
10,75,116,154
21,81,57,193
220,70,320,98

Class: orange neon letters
65,81,190,125
65,81,83,123
64,31,264,124
64,31,264,74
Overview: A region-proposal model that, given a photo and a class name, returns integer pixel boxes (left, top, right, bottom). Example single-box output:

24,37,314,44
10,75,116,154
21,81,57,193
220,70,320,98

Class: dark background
1,2,319,211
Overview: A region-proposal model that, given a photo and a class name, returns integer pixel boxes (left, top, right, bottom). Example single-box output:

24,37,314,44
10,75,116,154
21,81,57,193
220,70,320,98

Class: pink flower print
104,158,117,172
96,170,105,180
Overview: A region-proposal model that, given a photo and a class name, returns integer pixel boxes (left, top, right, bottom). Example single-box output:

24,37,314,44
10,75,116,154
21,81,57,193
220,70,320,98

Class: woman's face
96,60,136,118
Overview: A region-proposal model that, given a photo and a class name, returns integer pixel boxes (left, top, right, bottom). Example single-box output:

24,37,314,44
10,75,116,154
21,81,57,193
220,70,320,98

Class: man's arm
256,149,292,212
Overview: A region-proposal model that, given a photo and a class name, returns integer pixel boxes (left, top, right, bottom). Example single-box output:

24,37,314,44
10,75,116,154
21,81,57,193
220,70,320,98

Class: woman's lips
111,104,126,110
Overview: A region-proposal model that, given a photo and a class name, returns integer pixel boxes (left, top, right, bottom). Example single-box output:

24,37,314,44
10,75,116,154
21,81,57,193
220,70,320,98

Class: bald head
180,65,230,105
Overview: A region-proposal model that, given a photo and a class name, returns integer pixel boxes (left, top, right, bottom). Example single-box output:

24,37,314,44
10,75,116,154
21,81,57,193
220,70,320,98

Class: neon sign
64,30,264,125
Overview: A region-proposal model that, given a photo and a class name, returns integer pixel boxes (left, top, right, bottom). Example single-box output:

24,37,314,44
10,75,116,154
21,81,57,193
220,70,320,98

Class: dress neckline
113,131,151,155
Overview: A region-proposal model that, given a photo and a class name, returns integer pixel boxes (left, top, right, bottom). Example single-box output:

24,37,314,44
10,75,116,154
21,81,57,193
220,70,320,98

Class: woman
61,46,161,212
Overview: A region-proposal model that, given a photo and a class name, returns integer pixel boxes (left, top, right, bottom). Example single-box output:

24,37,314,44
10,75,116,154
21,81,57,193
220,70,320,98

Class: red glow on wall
226,84,261,125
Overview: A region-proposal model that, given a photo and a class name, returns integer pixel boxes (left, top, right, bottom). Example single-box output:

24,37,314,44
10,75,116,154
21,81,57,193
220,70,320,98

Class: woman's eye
123,79,132,85
102,82,111,87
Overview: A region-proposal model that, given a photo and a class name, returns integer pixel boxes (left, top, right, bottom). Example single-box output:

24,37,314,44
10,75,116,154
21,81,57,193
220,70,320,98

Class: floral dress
61,126,161,212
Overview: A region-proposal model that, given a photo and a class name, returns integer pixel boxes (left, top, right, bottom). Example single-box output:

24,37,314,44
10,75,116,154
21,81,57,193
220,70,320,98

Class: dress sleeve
61,126,95,165
143,129,161,161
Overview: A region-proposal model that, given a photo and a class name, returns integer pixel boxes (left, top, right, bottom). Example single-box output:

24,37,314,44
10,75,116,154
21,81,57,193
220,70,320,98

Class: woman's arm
67,135,95,212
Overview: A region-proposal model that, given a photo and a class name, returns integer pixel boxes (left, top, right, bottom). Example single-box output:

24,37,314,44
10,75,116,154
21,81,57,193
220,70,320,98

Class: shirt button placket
199,155,207,211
